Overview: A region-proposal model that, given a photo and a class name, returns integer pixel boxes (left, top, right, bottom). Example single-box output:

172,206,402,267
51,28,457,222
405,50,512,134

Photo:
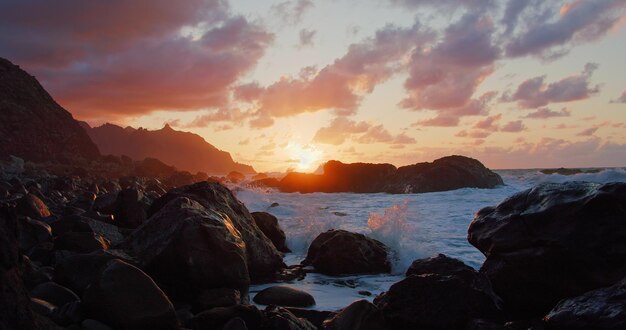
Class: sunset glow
1,0,624,172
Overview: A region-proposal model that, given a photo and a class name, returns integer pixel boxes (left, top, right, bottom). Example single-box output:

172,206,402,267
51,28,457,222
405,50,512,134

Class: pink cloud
500,120,526,132
577,127,599,136
403,14,499,126
505,1,626,59
473,114,501,130
243,24,432,124
313,117,416,145
0,1,273,121
503,63,600,108
313,117,370,145
525,107,572,119
298,29,317,48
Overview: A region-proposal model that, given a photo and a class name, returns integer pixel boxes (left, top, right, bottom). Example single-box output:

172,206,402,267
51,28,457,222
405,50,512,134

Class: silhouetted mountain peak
84,123,255,175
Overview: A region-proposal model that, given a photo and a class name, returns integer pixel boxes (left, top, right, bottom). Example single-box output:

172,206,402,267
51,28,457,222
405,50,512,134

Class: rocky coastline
1,162,625,329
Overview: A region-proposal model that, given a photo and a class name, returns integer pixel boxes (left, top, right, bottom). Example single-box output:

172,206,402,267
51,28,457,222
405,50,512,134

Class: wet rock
195,288,241,311
30,282,79,308
16,193,51,219
0,207,38,329
30,297,57,317
227,171,245,183
18,217,52,251
82,318,114,330
374,273,502,329
72,191,96,211
303,229,390,275
251,212,290,253
190,305,265,330
54,232,109,253
286,308,336,329
253,286,315,308
82,259,178,329
22,257,54,289
468,182,626,317
53,253,118,295
51,300,83,326
324,299,388,330
122,197,250,301
113,188,147,228
265,305,316,330
223,317,248,330
406,253,476,277
50,215,124,246
147,182,284,281
544,276,626,329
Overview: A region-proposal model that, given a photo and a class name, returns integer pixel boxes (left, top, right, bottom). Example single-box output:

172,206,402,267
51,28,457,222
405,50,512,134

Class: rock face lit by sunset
1,0,624,172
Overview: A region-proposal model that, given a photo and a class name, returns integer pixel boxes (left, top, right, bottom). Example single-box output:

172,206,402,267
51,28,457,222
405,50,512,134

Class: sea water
234,169,626,311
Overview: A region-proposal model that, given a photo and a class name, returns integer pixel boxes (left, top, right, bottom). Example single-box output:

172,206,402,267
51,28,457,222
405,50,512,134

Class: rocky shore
1,160,625,329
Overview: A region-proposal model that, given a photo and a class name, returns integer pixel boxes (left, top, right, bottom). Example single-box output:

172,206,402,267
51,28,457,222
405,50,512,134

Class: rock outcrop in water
468,181,626,318
303,229,391,275
0,57,100,163
278,155,503,193
82,122,255,175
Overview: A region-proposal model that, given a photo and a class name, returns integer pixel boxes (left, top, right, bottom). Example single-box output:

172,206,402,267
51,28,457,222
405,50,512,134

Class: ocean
234,169,626,311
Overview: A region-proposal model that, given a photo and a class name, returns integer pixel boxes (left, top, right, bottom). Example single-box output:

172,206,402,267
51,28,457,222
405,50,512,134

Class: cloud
298,29,316,48
611,90,626,103
503,63,600,108
0,1,273,121
577,127,599,136
271,0,314,26
524,107,572,119
389,0,493,10
313,117,370,145
473,114,501,130
313,117,416,145
238,139,250,146
500,120,526,132
183,108,252,128
402,14,499,126
243,23,432,124
505,0,626,58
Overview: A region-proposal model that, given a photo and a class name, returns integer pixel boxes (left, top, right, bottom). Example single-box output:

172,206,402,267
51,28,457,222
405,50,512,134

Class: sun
287,143,323,172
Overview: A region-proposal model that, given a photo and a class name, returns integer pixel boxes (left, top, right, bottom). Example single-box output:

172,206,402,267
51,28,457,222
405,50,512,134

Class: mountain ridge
82,122,255,175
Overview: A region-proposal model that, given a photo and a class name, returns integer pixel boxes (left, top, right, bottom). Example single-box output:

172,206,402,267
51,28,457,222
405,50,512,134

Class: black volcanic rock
146,182,284,282
278,155,502,193
374,273,502,329
468,182,626,318
0,207,38,329
121,197,250,301
303,229,390,275
544,276,626,329
251,212,290,253
0,57,100,162
83,122,254,175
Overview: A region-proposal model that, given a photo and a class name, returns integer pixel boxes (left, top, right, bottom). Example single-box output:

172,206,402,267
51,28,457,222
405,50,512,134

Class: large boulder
251,212,290,252
303,229,390,275
323,299,388,330
374,272,502,329
146,182,284,280
30,282,80,308
468,182,626,317
264,305,316,330
0,207,37,329
82,259,178,329
253,286,315,308
122,197,250,300
189,305,265,330
544,276,626,329
113,188,147,229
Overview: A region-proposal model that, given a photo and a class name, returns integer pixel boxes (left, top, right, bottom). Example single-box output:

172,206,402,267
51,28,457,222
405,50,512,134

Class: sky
1,0,625,172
